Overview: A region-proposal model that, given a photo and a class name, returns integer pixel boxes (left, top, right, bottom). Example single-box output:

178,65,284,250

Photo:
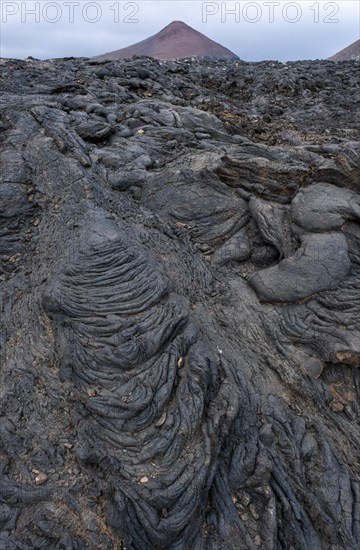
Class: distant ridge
328,39,360,61
94,21,239,61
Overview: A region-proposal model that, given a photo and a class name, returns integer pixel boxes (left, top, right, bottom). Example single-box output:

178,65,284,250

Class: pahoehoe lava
0,55,360,549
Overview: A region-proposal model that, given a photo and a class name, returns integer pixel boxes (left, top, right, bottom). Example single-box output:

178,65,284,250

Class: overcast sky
0,1,359,61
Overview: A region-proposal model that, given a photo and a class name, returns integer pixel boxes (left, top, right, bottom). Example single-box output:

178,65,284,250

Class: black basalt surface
0,56,360,550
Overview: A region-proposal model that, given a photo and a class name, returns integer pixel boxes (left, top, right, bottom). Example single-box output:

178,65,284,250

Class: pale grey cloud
0,1,359,61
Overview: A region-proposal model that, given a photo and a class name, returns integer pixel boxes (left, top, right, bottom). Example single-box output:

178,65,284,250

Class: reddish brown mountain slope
94,21,239,61
329,39,360,61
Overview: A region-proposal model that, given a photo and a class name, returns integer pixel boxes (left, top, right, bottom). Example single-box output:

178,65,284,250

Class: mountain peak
94,21,239,61
164,20,189,28
156,21,193,40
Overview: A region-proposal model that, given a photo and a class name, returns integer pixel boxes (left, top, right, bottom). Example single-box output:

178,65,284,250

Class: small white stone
35,473,48,485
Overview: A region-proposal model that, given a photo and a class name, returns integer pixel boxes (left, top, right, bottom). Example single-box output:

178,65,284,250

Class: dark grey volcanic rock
0,55,360,550
94,20,239,61
250,232,351,302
